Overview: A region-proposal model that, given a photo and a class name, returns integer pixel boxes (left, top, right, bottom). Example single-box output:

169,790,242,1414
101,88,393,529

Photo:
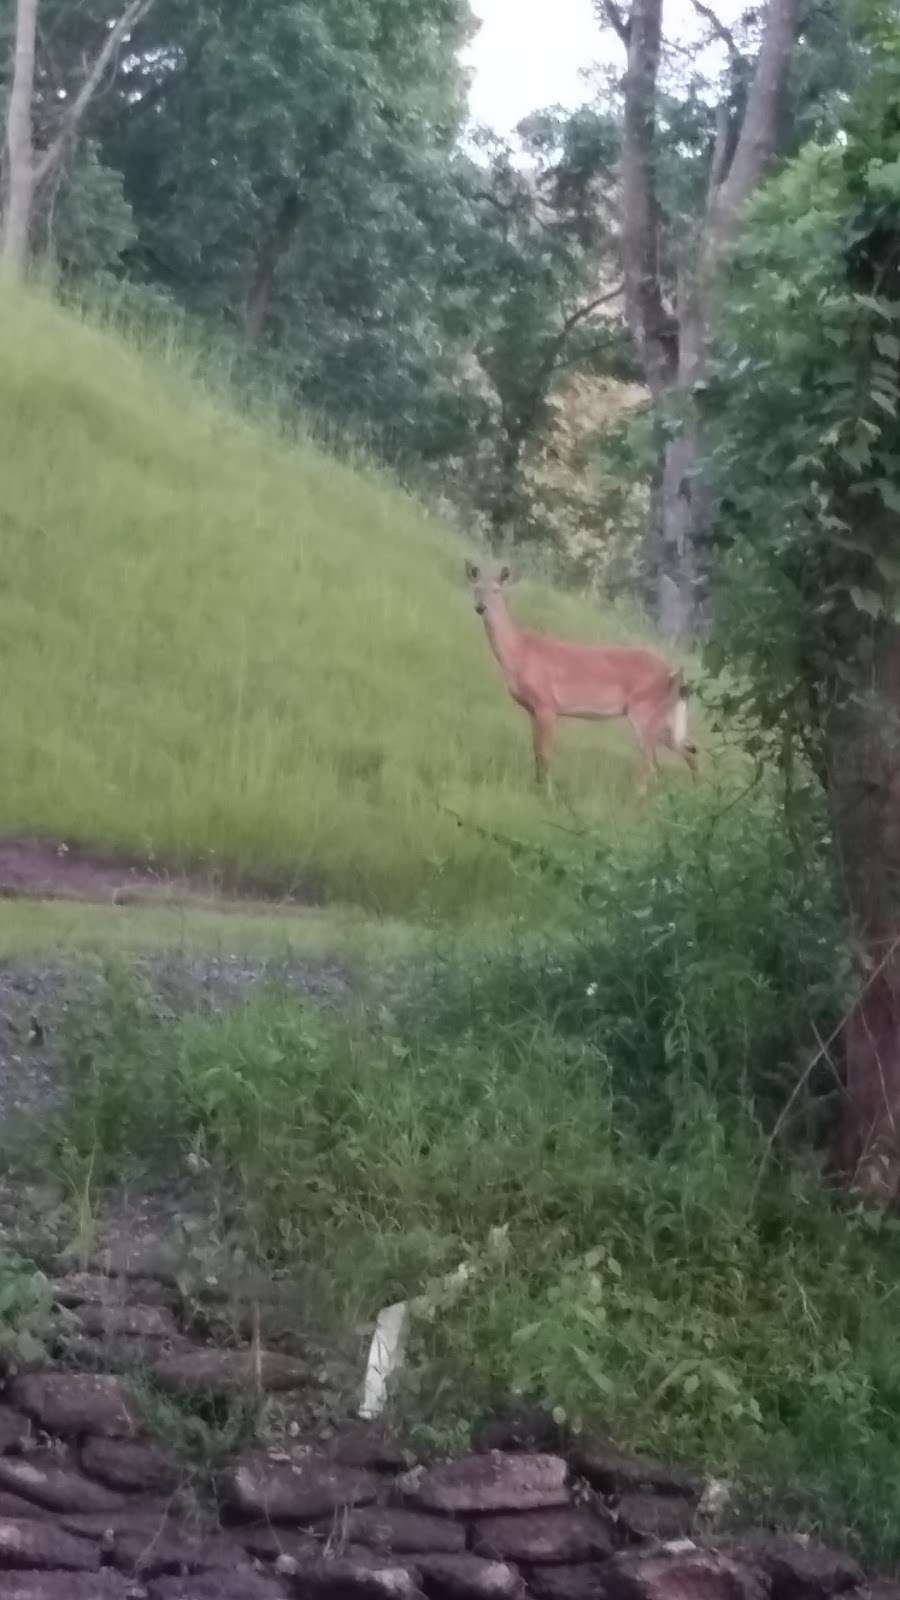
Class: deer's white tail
668,673,690,749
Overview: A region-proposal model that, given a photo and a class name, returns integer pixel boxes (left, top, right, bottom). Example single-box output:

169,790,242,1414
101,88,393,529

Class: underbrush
26,786,900,1564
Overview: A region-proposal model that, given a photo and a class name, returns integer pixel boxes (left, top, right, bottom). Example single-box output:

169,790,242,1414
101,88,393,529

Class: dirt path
0,836,310,911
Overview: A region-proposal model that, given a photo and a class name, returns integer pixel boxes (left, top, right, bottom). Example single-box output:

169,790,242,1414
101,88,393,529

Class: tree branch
596,0,631,46
618,0,678,396
560,283,624,335
34,0,156,187
711,0,799,240
706,99,734,207
687,0,741,63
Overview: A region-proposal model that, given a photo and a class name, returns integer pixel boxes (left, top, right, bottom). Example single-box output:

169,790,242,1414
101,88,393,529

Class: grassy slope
0,289,693,919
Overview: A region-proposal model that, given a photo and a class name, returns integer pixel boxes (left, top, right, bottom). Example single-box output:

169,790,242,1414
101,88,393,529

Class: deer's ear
498,565,512,584
465,560,480,581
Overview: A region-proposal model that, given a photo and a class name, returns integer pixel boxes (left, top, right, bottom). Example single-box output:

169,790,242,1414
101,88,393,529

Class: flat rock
81,1436,180,1494
60,1500,182,1539
315,1509,467,1555
149,1576,287,1600
50,1274,124,1307
224,1451,377,1521
90,1237,180,1284
473,1408,567,1457
571,1444,700,1501
113,1525,247,1577
235,1526,321,1564
527,1565,616,1600
399,1454,569,1515
616,1496,695,1542
152,1349,309,1396
473,1509,615,1564
75,1303,180,1341
53,1272,174,1308
286,1553,424,1598
723,1539,863,1600
0,1493,53,1521
0,1574,132,1600
10,1374,136,1439
414,1553,525,1600
600,1550,768,1600
325,1424,411,1474
0,1412,31,1457
0,1517,100,1571
58,1335,191,1373
0,1453,128,1514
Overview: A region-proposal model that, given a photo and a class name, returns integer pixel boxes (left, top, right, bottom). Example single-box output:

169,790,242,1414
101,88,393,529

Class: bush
410,784,849,1140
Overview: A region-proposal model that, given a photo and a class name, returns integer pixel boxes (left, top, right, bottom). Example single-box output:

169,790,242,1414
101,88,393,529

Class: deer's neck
482,598,525,688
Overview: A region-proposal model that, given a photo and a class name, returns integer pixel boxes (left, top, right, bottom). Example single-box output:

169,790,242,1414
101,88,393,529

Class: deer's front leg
529,706,556,791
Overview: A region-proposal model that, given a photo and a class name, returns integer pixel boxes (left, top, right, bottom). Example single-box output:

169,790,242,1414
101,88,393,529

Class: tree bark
1,0,155,278
828,627,900,1202
611,0,800,637
244,191,304,342
1,0,38,277
617,0,678,401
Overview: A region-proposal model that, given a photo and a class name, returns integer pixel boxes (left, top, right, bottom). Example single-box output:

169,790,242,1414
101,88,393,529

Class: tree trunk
244,191,303,342
1,0,154,278
610,0,800,637
655,286,706,637
658,434,697,638
1,0,39,278
828,627,900,1202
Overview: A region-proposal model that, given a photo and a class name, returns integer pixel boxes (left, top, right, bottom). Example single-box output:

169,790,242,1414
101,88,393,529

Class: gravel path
0,952,351,1130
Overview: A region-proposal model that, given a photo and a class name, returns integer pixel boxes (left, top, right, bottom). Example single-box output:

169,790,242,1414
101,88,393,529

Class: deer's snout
475,601,486,615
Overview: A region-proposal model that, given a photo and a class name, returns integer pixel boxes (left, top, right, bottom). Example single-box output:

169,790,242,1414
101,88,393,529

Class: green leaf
875,552,900,581
850,586,884,618
570,1345,615,1396
856,293,898,320
875,332,900,361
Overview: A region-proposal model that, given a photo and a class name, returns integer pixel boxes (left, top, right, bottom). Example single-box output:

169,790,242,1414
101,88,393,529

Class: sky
463,0,741,138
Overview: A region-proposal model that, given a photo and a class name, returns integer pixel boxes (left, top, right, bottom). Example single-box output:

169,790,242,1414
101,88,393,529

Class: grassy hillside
0,288,692,917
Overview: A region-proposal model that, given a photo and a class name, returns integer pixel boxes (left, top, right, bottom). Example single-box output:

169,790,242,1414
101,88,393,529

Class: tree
463,114,633,541
78,0,489,464
597,0,800,636
704,9,900,1200
1,0,154,276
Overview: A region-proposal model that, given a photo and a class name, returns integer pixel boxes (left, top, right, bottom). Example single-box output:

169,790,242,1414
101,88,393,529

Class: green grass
33,792,900,1567
0,895,420,965
0,286,703,919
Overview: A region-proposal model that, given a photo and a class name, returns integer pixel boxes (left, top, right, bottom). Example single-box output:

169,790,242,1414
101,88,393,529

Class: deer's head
465,561,511,617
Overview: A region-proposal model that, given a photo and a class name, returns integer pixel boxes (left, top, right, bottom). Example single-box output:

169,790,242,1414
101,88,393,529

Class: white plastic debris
359,1300,410,1420
360,1260,475,1419
698,1478,732,1520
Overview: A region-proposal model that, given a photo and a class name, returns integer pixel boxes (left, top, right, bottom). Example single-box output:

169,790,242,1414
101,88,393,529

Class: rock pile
0,1263,891,1600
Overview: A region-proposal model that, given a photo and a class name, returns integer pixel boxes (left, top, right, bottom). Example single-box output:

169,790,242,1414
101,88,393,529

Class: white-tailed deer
465,561,697,793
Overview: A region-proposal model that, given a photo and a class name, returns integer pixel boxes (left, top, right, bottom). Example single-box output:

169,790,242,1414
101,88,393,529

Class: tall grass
37,787,900,1566
0,286,699,917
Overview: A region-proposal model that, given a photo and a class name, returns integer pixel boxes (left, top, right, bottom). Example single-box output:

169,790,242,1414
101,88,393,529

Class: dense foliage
704,14,900,776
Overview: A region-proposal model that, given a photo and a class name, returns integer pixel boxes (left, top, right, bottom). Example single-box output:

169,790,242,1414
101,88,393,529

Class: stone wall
0,1257,892,1600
